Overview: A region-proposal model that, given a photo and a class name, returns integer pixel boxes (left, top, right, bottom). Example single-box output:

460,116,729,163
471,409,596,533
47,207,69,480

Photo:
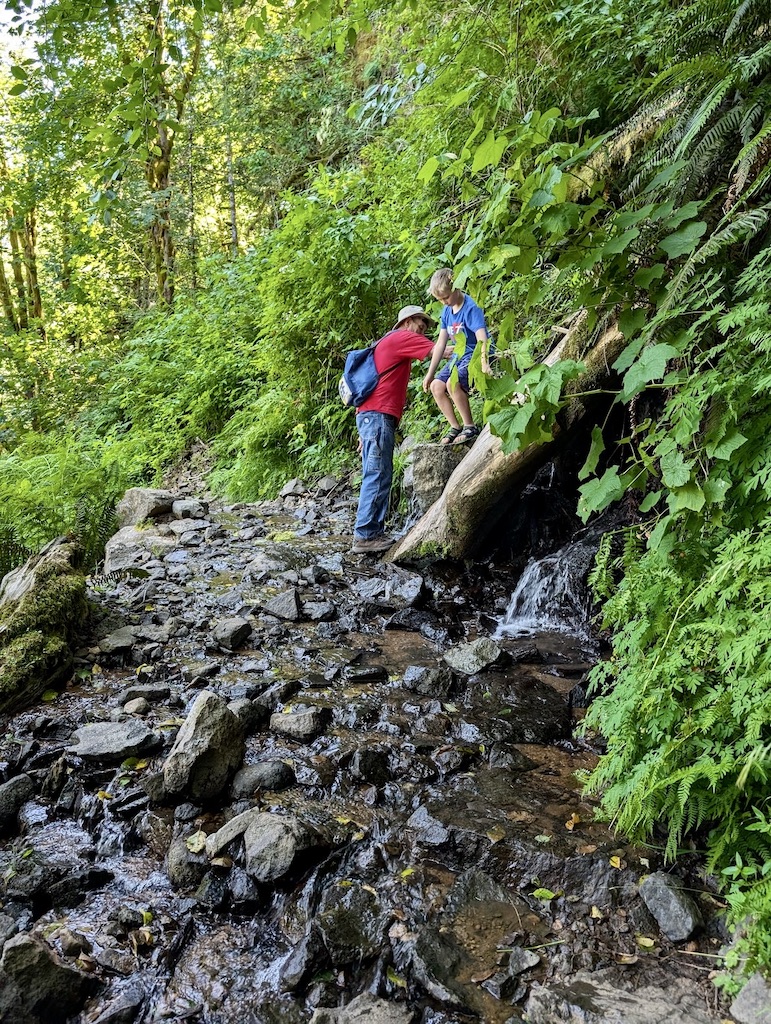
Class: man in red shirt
353,305,447,554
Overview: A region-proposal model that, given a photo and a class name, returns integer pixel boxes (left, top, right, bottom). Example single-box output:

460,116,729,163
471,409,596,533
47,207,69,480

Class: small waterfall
496,538,598,638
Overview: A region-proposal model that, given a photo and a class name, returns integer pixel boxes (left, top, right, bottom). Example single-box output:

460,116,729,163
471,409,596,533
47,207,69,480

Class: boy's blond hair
429,268,461,302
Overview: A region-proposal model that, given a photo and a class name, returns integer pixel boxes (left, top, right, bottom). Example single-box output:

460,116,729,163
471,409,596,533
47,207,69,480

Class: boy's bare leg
430,379,460,428
449,382,473,427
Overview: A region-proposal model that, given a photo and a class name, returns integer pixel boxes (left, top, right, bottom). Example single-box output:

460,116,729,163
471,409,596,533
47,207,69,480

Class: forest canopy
1,0,771,990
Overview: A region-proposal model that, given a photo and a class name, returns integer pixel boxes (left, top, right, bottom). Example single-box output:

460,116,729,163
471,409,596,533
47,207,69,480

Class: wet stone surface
0,483,732,1024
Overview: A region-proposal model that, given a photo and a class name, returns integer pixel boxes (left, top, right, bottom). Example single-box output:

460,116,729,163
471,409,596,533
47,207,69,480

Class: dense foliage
1,0,771,988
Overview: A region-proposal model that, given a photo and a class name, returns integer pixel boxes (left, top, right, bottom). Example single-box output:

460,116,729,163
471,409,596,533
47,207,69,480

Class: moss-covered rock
0,539,89,715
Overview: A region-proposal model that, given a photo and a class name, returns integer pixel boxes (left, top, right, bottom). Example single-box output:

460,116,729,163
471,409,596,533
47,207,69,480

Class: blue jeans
354,411,396,539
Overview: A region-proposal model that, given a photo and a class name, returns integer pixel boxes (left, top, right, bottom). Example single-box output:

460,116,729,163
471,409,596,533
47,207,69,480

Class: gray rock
270,708,330,743
211,616,252,650
163,691,245,801
508,946,540,975
316,475,339,495
0,933,98,1023
409,443,467,513
116,487,176,527
231,761,295,797
443,638,509,675
310,993,413,1023
243,812,311,882
383,566,424,607
524,970,720,1024
98,626,137,656
166,836,207,890
279,478,307,497
302,600,337,622
731,973,771,1024
68,720,161,763
0,774,34,831
123,697,150,716
172,499,208,519
168,518,211,536
104,526,175,574
406,805,450,846
262,589,302,621
402,666,455,698
117,683,171,704
639,872,703,941
205,807,265,857
0,913,18,951
317,884,389,963
86,979,145,1024
227,698,267,733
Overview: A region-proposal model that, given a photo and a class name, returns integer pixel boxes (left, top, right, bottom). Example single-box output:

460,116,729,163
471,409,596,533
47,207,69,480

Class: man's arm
422,331,449,391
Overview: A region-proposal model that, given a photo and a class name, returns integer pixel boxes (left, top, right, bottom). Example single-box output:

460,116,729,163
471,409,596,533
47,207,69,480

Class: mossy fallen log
389,320,624,563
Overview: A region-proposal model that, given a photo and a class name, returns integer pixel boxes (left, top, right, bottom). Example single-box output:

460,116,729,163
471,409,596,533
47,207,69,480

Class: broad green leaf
578,467,625,521
579,426,605,481
639,490,662,513
659,448,692,488
418,157,439,184
658,221,707,259
671,481,705,512
602,226,640,256
621,343,678,400
619,307,646,340
633,264,666,289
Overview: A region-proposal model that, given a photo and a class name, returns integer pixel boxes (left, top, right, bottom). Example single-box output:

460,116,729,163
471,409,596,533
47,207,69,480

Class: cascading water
496,537,598,638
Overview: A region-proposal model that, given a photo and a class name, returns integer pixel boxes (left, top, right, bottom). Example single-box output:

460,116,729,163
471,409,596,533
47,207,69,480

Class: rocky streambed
0,480,738,1023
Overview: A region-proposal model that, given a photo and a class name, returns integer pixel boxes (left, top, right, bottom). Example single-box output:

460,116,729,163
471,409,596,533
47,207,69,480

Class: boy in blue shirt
422,268,492,444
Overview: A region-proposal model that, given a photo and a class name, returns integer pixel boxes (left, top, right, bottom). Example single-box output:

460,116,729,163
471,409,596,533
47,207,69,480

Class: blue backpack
338,334,401,407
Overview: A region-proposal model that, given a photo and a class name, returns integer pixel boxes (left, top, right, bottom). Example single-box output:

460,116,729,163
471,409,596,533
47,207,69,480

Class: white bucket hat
392,304,437,330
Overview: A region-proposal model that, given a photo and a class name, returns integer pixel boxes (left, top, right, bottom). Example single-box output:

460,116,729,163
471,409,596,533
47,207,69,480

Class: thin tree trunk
0,246,19,331
225,129,238,258
23,209,44,332
8,227,28,331
187,114,198,292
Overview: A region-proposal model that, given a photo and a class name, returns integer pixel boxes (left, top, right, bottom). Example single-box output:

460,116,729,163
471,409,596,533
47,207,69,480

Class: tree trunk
8,227,28,331
225,129,239,258
146,122,176,306
0,248,19,332
23,209,45,332
388,318,625,563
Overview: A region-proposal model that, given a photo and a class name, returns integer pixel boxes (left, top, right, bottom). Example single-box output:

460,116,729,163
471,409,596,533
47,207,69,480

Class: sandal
453,424,481,444
439,426,462,445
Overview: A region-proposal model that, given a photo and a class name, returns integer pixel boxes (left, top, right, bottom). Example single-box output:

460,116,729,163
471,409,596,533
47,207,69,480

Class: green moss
0,541,89,714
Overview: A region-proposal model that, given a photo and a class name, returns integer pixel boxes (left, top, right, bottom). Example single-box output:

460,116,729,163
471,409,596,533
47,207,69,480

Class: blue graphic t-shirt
440,294,487,365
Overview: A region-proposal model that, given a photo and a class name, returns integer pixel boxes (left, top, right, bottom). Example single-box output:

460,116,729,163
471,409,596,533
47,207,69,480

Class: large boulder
0,933,99,1024
0,539,88,715
115,487,176,528
163,691,245,801
104,526,176,574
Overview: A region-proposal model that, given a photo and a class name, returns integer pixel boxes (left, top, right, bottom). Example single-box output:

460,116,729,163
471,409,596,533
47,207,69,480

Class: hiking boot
351,534,394,554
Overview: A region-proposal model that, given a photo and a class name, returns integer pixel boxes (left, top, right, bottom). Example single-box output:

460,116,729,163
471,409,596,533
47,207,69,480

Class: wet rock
195,871,229,909
280,926,328,992
231,761,296,797
317,884,390,963
205,807,266,857
402,666,456,698
163,691,245,802
262,589,302,621
104,526,176,574
92,948,136,975
406,806,450,846
524,969,719,1023
98,626,138,656
382,567,425,608
228,866,260,908
116,487,175,527
310,992,414,1024
349,745,391,786
443,638,510,675
211,616,252,650
88,979,146,1024
639,872,703,941
168,518,211,536
173,498,208,519
166,836,207,890
731,973,771,1024
0,774,35,833
134,809,173,857
242,812,311,882
254,679,299,713
227,698,267,733
0,933,99,1024
270,707,331,743
55,928,92,957
302,600,337,622
0,913,18,951
68,721,161,763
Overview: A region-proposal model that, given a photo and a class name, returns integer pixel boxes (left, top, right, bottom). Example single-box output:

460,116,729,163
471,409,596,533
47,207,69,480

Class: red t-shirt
357,329,434,421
